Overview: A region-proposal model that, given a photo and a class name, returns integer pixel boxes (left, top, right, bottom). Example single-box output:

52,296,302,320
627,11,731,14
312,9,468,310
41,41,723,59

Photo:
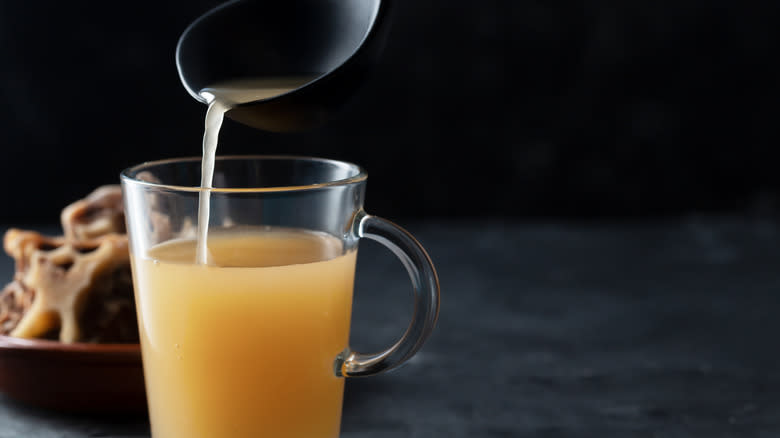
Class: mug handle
334,211,441,377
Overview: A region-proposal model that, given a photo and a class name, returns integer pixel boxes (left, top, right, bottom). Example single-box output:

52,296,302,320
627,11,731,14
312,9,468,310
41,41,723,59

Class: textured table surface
1,218,780,437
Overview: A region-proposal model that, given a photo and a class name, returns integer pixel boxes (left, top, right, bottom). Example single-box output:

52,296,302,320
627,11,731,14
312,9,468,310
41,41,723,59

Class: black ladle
176,0,393,132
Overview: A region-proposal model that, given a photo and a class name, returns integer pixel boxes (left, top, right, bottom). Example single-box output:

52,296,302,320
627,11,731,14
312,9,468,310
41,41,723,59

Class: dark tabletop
1,218,780,437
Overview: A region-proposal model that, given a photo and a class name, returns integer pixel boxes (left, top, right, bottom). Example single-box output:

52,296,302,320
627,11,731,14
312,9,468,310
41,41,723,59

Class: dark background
1,1,779,222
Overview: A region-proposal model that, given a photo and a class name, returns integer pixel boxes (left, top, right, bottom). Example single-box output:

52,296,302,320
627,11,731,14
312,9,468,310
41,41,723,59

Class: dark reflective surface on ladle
176,0,393,132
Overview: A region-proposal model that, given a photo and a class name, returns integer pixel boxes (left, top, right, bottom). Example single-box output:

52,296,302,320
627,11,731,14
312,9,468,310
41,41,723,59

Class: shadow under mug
120,155,440,438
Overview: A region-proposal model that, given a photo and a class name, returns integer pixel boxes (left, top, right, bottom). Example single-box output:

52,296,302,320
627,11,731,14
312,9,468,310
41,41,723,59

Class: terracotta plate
0,335,145,412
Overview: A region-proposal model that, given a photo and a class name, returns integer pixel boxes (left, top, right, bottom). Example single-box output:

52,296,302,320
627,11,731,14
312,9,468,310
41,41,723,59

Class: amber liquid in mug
135,77,352,437
132,228,356,438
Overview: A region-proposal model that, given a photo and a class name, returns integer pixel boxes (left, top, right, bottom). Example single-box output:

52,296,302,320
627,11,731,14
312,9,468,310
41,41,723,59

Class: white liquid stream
194,77,313,265
195,99,228,265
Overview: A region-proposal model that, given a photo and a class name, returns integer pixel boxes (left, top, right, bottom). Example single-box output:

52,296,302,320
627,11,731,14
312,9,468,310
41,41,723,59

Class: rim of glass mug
120,155,368,193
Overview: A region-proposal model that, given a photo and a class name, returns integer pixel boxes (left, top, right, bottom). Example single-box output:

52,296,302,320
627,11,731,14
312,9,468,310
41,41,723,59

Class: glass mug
121,156,440,438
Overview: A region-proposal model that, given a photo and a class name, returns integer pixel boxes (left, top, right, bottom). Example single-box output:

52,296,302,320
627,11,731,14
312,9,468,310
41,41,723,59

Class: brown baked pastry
0,186,138,343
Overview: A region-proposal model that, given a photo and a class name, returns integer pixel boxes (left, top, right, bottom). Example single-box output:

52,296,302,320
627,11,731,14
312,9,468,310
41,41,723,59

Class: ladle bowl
176,0,393,132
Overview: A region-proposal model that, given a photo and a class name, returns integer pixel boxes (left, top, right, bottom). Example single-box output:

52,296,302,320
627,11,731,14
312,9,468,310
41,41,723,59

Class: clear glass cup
120,155,440,438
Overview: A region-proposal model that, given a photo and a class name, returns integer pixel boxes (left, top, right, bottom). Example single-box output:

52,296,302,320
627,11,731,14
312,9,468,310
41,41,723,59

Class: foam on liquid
195,77,313,265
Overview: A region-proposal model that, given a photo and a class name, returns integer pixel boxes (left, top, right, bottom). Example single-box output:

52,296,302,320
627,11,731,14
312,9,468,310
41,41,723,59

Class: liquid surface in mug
132,227,356,438
195,77,314,264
